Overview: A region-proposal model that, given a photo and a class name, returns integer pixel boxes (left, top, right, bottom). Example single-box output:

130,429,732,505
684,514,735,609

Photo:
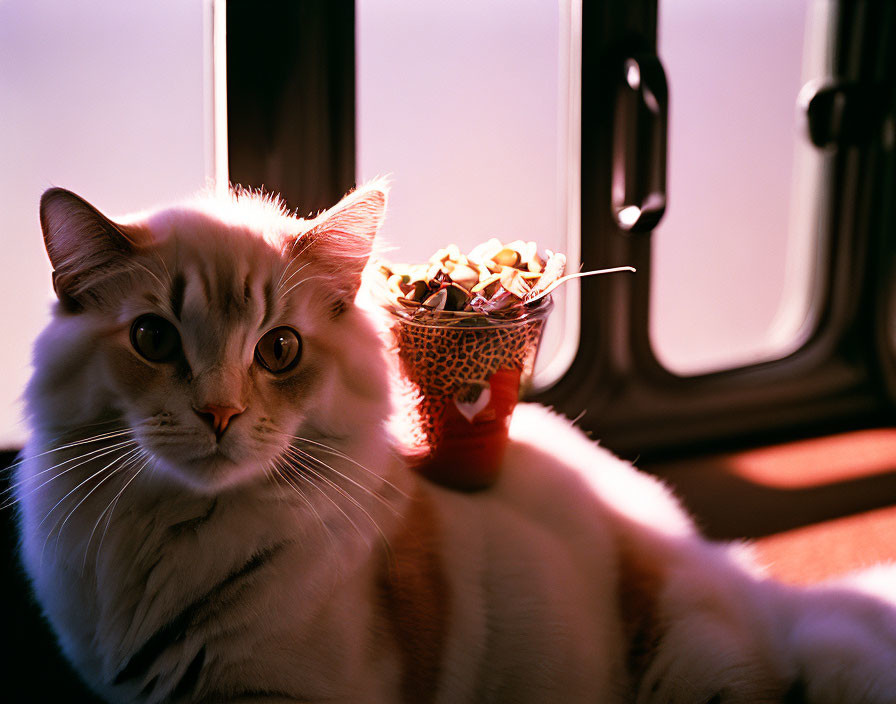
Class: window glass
356,0,581,388
0,0,214,447
651,0,829,375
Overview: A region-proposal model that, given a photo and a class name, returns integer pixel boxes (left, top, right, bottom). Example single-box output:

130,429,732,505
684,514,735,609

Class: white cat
13,183,896,703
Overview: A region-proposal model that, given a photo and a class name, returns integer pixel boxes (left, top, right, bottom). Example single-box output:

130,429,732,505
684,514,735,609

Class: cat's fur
14,183,896,703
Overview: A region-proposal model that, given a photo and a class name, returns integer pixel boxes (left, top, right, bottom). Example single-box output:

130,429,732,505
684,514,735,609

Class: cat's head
27,183,391,493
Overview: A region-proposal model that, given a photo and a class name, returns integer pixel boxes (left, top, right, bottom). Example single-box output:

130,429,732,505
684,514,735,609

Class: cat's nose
194,404,244,439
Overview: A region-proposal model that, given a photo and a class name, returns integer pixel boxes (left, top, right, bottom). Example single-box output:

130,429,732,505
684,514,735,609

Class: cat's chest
84,495,268,646
91,493,389,697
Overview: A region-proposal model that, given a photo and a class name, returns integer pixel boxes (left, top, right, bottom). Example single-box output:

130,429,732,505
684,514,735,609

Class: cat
12,182,896,703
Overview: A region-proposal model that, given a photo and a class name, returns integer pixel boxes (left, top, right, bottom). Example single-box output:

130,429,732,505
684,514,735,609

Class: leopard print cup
391,300,552,489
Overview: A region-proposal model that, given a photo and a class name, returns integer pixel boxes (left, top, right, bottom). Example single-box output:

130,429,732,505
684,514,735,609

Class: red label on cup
412,368,521,490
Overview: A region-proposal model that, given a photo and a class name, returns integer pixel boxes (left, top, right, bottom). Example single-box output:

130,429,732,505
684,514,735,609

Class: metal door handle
611,54,668,233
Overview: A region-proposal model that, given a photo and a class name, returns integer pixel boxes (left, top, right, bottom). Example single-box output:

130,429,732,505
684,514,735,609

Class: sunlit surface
725,428,896,490
0,0,213,448
356,0,582,388
651,0,828,375
756,506,896,585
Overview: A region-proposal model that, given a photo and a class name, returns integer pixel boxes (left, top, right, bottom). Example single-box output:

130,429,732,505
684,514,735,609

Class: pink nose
195,404,244,439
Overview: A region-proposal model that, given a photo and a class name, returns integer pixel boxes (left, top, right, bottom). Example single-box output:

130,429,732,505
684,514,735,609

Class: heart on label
453,383,492,423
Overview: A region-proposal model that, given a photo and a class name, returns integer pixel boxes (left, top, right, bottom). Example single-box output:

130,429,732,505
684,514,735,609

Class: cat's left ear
287,180,388,310
40,188,149,312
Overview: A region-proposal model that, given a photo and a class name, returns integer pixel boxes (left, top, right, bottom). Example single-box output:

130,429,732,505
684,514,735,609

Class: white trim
211,0,230,194
533,0,582,390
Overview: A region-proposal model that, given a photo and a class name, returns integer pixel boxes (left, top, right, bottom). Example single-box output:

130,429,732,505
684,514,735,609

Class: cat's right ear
284,180,389,314
40,188,146,312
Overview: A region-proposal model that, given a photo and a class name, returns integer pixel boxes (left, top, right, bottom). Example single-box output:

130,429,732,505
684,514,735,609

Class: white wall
0,0,213,448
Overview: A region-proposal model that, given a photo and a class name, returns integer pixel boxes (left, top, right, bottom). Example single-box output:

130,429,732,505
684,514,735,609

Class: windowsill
643,428,896,584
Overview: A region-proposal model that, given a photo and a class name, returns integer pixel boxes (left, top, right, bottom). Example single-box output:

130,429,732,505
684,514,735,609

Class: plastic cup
391,299,552,490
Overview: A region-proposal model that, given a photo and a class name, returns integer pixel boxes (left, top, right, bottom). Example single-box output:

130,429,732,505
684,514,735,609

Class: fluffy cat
12,183,896,703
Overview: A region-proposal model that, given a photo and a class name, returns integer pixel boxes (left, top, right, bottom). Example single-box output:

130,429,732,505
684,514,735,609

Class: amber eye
130,314,181,362
255,326,302,373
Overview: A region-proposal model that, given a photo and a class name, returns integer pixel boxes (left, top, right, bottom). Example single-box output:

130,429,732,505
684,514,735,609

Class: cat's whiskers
4,432,135,491
289,434,409,500
52,446,144,560
279,458,370,547
87,451,151,576
252,446,297,505
1,427,134,485
280,447,394,560
2,437,138,510
38,442,141,567
81,450,147,573
38,444,142,532
260,459,280,493
285,443,401,516
97,456,158,594
3,418,123,464
268,455,338,557
275,432,409,508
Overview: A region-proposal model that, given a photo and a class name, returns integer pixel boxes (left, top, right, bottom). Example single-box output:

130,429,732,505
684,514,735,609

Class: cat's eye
255,327,302,373
130,314,181,362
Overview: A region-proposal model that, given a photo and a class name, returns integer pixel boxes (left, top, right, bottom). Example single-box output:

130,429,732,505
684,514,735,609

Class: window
651,0,824,375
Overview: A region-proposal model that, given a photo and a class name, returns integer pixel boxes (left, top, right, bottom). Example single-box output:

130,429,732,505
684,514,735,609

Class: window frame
533,0,896,459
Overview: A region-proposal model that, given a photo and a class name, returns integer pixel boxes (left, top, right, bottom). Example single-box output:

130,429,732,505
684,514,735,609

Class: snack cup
391,299,552,490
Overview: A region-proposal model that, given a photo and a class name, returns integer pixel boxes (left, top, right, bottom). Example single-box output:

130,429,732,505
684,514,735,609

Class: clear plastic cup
391,299,553,490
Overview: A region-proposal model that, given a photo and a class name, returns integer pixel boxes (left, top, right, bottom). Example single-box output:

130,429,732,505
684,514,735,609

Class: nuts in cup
377,239,634,490
380,238,567,318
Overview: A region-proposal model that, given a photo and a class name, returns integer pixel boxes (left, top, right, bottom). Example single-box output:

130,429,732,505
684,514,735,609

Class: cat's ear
40,188,147,311
287,180,388,311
